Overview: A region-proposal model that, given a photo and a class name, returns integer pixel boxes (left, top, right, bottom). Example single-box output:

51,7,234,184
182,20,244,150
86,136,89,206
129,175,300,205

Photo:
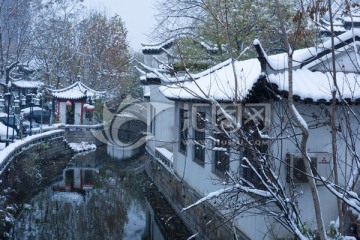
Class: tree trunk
328,0,343,233
275,0,327,238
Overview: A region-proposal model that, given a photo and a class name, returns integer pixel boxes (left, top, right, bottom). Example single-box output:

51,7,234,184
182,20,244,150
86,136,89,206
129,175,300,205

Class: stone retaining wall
0,131,74,237
0,133,73,191
145,150,249,240
63,125,104,146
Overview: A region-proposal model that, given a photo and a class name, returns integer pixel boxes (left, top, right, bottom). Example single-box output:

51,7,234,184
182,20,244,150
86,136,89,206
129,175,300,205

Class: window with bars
241,104,270,185
179,108,188,154
194,111,205,165
214,133,230,175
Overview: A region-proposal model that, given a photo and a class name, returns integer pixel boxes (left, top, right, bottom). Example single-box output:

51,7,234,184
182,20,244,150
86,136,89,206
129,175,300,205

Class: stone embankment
145,149,250,240
0,124,105,187
0,124,105,237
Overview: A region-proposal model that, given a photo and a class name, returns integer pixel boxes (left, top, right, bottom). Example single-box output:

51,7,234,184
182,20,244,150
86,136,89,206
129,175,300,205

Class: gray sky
83,0,157,51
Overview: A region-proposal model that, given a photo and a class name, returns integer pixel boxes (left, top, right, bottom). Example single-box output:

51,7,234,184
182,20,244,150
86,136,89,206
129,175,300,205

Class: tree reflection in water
12,149,148,240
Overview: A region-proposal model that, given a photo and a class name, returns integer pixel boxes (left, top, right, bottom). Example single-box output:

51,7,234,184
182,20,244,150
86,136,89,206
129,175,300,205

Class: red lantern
87,104,95,112
66,100,72,107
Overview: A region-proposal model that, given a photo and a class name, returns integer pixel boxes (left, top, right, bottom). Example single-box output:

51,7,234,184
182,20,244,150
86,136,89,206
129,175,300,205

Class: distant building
320,2,360,37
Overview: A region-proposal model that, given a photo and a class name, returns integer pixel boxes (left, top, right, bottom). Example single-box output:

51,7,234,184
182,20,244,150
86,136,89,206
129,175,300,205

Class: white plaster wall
107,145,140,160
74,168,81,188
269,101,359,236
59,102,66,124
172,102,270,238
147,84,175,155
171,100,360,238
74,102,82,125
177,152,271,238
274,101,358,187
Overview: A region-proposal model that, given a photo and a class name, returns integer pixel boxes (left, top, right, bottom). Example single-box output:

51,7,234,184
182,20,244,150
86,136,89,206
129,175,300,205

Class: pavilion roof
50,81,105,100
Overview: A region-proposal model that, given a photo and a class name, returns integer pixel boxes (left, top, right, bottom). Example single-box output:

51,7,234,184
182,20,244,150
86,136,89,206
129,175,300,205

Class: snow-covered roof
155,147,173,162
139,58,235,85
160,31,360,103
254,29,360,71
320,25,346,34
141,34,218,54
161,58,360,103
12,80,44,89
159,58,262,102
320,3,360,33
268,69,360,102
50,81,105,100
20,106,45,114
343,16,360,23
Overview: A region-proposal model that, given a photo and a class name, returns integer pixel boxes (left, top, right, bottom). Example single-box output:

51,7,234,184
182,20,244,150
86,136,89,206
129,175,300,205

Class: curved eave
301,32,360,68
164,96,236,103
51,94,87,100
49,81,106,95
50,89,105,95
142,42,174,55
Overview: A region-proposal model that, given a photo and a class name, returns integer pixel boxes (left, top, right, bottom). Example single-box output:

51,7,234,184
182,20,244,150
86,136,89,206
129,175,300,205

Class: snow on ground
122,202,146,240
0,121,16,138
69,142,97,152
51,191,84,204
20,106,45,113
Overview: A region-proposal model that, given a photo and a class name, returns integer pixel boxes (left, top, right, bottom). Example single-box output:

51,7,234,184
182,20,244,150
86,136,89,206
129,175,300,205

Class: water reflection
53,152,99,193
11,148,152,240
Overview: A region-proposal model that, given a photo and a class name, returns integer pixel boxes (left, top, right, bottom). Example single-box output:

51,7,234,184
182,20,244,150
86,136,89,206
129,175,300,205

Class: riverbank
4,145,192,240
0,135,73,239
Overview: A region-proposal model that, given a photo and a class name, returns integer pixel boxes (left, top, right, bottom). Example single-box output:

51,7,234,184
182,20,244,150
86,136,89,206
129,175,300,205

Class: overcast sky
83,0,158,51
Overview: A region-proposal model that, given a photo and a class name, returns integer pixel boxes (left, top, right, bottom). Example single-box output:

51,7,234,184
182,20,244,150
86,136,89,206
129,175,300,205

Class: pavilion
50,81,105,125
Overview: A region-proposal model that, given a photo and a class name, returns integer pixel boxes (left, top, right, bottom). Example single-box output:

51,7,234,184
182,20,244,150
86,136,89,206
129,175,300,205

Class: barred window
214,133,230,175
179,108,188,153
241,104,270,186
194,111,205,164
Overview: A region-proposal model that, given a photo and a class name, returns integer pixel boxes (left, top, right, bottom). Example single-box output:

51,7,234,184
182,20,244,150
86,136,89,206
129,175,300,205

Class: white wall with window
146,84,175,157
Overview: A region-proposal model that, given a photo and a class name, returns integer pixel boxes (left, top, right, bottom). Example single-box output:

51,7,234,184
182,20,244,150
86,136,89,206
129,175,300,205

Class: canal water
9,146,191,240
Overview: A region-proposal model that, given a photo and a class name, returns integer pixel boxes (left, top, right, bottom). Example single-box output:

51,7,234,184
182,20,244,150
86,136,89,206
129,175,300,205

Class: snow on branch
325,180,360,213
181,183,273,213
291,104,308,131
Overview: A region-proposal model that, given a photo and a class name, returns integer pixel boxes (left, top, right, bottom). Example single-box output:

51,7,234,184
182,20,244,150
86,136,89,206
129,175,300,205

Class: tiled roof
50,81,105,100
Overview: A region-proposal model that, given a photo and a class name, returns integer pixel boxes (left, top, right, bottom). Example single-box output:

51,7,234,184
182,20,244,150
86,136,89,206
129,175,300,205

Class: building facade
140,30,360,239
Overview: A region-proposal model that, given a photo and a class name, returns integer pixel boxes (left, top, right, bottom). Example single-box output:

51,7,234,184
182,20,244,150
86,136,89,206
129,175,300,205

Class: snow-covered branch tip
181,186,237,212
